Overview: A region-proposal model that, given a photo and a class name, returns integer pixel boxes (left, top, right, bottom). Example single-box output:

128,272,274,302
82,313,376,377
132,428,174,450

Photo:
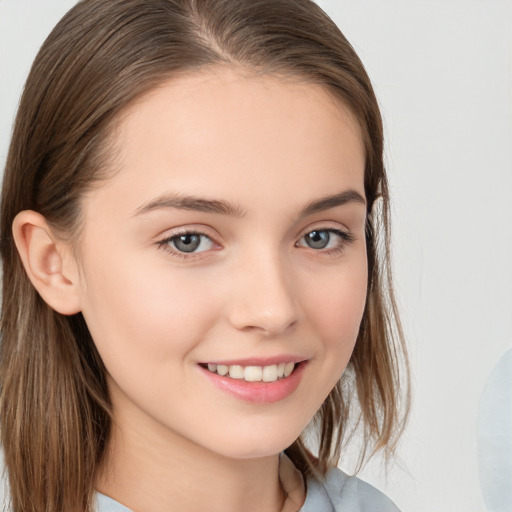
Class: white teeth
262,364,278,382
229,365,244,379
217,364,228,376
284,362,294,378
206,362,297,382
244,366,263,382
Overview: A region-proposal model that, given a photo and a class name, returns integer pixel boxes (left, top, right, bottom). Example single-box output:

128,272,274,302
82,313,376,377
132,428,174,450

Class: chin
199,424,305,461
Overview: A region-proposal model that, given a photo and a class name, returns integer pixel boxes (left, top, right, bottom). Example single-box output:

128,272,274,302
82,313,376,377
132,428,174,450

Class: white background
1,1,511,511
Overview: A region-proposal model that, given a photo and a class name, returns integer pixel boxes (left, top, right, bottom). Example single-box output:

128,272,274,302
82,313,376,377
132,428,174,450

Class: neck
96,409,285,512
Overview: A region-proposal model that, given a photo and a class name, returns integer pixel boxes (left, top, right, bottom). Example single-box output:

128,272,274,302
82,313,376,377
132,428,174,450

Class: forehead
89,68,365,215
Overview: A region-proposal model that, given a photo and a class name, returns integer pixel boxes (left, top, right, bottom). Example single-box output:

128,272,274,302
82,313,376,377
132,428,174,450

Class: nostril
229,303,298,336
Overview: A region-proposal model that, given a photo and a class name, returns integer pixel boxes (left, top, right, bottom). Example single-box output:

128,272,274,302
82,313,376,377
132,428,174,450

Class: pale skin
13,68,367,512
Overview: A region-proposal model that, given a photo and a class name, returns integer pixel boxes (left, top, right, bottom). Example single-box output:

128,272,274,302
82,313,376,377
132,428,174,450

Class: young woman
0,1,409,511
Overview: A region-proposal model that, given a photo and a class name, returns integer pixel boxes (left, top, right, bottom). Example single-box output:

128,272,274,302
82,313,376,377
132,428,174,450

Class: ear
12,210,81,315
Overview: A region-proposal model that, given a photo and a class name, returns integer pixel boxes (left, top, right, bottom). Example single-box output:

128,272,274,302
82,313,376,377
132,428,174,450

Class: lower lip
198,362,306,403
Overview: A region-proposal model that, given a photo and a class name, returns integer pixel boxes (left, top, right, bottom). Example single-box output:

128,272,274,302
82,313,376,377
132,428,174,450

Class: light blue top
1,450,399,511
95,467,400,512
476,348,512,511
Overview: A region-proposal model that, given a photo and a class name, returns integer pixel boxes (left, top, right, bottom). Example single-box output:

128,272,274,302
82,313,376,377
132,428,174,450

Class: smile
198,360,307,403
205,362,295,383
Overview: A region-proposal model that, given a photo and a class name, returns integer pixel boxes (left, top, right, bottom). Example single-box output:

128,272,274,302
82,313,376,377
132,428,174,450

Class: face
75,68,367,459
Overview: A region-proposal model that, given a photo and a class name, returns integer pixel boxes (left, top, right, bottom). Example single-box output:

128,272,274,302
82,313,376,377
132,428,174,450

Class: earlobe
12,210,81,315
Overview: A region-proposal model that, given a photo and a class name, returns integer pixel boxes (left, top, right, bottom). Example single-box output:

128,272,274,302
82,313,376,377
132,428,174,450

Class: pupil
307,230,329,249
174,234,201,252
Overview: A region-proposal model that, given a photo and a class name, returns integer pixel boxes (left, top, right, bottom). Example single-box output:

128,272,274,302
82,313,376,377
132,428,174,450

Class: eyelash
157,227,354,259
295,228,355,256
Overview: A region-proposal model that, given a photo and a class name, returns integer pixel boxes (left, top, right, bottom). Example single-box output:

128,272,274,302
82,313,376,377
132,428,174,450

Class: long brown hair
0,1,409,511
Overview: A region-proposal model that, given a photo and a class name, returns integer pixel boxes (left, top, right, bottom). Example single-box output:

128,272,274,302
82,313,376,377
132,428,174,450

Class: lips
198,358,307,403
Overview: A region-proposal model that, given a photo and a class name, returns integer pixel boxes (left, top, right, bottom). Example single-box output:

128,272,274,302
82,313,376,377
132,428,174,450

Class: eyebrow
133,189,366,218
134,193,246,217
299,189,366,216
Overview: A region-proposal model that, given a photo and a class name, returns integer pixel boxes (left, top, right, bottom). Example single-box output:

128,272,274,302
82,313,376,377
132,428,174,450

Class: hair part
0,1,409,510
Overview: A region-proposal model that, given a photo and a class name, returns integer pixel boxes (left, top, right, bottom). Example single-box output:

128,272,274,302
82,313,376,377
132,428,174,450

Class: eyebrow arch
300,189,366,217
134,189,365,218
134,193,246,217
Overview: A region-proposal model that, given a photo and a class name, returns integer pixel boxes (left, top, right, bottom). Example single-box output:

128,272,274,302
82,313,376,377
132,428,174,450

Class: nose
227,251,299,336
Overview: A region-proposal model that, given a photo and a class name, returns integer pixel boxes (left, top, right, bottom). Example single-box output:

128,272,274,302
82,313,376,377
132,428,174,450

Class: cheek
304,252,368,362
78,250,222,369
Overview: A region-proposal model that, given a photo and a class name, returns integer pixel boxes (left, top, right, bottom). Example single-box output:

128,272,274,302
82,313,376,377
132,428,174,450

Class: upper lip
199,355,308,366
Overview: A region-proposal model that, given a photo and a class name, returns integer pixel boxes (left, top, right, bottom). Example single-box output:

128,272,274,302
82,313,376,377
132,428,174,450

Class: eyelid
296,220,352,239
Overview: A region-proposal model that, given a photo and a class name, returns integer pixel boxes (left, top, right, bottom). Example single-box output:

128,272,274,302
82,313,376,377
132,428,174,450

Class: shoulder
95,493,133,512
0,451,10,511
301,466,400,512
1,454,127,512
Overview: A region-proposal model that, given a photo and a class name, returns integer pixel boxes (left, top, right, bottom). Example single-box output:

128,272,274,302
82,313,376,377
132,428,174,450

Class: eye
297,228,353,251
160,232,215,254
303,230,332,249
